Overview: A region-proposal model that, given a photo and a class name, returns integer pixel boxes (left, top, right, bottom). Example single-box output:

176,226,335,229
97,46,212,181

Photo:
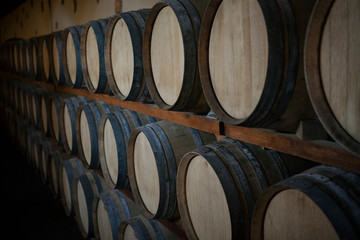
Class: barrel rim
304,0,360,157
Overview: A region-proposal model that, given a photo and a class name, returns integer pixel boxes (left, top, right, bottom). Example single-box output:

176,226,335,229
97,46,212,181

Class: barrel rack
3,70,359,175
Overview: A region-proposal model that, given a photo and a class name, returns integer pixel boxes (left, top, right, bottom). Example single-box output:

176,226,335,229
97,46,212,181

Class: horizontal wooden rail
2,72,360,174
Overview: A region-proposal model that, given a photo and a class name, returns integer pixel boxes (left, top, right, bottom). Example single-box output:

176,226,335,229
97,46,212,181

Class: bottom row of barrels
1,100,360,240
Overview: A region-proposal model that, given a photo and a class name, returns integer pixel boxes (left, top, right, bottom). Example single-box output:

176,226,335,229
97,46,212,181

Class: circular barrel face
62,165,72,211
264,189,339,240
133,132,160,215
185,155,232,240
123,225,138,240
42,39,50,79
111,17,134,97
86,26,100,89
41,97,48,131
52,37,60,81
32,44,38,75
150,6,184,106
320,0,360,142
51,101,59,141
209,0,268,119
77,180,89,233
103,118,118,185
63,104,73,150
66,32,77,84
97,199,113,240
80,110,92,165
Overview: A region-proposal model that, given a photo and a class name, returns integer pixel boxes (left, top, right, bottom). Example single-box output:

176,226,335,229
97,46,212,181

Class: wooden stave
105,10,152,102
73,170,110,239
92,189,140,240
176,138,316,240
98,109,157,189
251,165,360,240
58,157,86,216
142,0,209,114
27,36,41,80
304,0,360,157
127,120,217,219
81,18,111,94
49,30,66,86
60,96,90,154
62,25,85,89
198,0,315,130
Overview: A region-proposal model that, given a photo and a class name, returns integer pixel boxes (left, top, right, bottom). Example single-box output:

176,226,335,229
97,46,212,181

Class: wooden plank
2,72,359,174
224,124,360,174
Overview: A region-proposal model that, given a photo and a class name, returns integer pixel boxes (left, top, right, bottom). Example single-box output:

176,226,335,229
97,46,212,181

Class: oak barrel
304,0,360,156
59,157,86,216
176,137,316,240
81,18,110,93
127,120,217,219
143,0,209,114
118,215,170,240
49,30,65,85
252,165,360,240
39,34,52,82
198,0,316,130
73,170,110,238
76,100,121,168
98,109,158,189
105,10,152,102
60,96,90,154
92,189,140,240
62,25,84,88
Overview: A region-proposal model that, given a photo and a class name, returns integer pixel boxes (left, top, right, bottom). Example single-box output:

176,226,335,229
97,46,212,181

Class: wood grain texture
63,104,73,150
42,38,50,80
96,199,113,240
305,0,360,157
86,26,100,89
79,110,92,165
264,189,339,240
209,0,268,119
111,17,134,97
103,118,118,185
185,155,232,240
150,6,184,106
52,36,60,81
66,32,77,84
320,0,360,142
133,131,160,215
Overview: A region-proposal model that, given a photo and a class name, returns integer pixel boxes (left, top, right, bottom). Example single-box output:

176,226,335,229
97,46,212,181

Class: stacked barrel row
1,73,360,240
0,77,182,240
0,0,358,157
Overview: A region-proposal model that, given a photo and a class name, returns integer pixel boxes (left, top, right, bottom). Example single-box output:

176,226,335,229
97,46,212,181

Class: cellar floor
0,133,83,240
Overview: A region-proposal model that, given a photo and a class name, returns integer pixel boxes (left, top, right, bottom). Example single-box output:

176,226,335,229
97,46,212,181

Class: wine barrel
127,120,217,219
48,92,73,145
252,165,360,240
60,96,90,154
118,215,175,240
76,100,121,169
98,109,158,189
39,34,52,82
198,0,316,130
38,90,55,136
81,18,110,93
305,0,360,156
143,0,209,114
59,157,86,216
92,189,140,240
48,149,73,199
27,36,40,80
49,30,66,85
30,87,47,130
176,137,316,240
31,130,44,172
62,25,84,88
74,171,110,238
105,10,152,102
39,137,57,184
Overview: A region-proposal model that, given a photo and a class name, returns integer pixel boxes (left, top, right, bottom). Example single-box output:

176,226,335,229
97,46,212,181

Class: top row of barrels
0,0,359,157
